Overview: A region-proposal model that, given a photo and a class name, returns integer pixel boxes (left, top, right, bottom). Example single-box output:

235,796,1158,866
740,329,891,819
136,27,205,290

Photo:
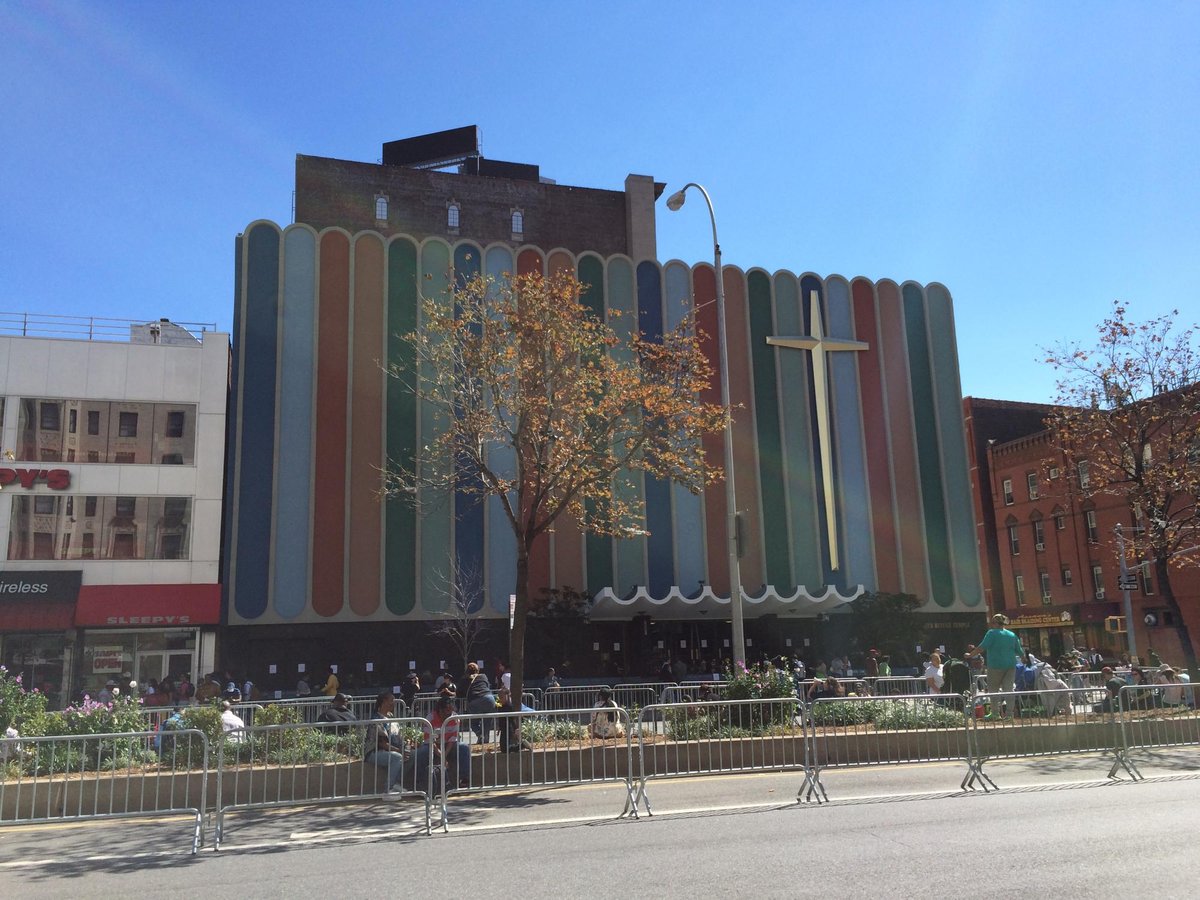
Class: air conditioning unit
1035,542,1045,551
1095,589,1106,600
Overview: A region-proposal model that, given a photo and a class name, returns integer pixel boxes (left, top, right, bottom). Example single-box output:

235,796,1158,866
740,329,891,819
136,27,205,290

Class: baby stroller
1031,656,1072,716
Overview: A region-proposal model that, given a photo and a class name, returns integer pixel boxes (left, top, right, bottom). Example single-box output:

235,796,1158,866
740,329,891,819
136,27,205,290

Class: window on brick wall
511,209,524,237
1062,566,1073,586
1008,525,1020,556
1027,472,1039,500
1015,574,1026,606
1040,571,1052,603
447,202,460,230
1086,509,1098,543
1033,518,1045,551
1003,478,1014,505
375,195,388,221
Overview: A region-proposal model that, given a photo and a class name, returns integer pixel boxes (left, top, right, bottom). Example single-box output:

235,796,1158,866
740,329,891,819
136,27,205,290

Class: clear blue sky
3,1,1197,402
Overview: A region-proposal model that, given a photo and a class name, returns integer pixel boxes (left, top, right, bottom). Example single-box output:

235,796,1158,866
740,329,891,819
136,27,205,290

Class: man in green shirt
975,614,1024,718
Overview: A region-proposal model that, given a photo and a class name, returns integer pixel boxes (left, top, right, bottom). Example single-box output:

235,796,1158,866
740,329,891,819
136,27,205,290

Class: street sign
1118,577,1139,591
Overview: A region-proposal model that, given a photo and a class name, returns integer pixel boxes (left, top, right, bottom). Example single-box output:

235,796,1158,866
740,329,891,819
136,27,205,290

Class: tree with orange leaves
1044,301,1200,680
386,269,727,704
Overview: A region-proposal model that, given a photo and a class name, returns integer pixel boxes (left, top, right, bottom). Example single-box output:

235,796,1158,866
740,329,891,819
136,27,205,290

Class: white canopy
587,583,863,620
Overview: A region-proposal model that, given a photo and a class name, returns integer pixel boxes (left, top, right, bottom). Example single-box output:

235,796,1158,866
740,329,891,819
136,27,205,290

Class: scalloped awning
587,584,863,620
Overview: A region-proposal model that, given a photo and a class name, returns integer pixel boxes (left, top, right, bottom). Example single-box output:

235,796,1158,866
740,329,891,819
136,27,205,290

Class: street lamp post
666,183,745,666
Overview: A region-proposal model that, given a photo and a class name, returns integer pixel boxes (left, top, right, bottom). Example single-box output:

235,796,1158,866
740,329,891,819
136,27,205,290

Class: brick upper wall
294,155,630,256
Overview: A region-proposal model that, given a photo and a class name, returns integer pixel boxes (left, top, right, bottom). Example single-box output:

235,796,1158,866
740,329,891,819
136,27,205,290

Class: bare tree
426,561,491,676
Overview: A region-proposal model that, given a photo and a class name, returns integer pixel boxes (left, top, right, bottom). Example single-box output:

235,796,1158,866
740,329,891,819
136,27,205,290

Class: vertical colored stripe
637,261,673,596
746,269,791,592
312,230,350,618
453,242,485,611
826,277,875,591
232,223,279,621
724,267,764,592
348,234,385,616
664,261,705,592
904,282,953,607
224,234,244,620
547,250,585,593
274,226,316,619
876,281,930,600
926,283,984,607
578,253,613,597
385,237,418,615
420,240,453,613
851,277,901,593
485,245,517,614
694,264,729,594
774,272,822,589
607,257,646,593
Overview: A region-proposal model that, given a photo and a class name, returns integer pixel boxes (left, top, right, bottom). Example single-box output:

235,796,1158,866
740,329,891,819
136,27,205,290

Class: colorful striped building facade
224,221,984,629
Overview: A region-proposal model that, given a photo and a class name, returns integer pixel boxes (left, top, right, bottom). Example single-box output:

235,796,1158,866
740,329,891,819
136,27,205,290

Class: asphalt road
3,773,1199,898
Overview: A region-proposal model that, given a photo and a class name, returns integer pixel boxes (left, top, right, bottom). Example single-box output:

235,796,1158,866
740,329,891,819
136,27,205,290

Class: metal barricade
214,717,432,847
803,694,971,800
871,676,928,696
437,706,636,830
634,697,808,815
658,683,730,704
962,686,1134,789
1117,684,1200,775
0,728,209,854
539,685,612,711
611,685,662,710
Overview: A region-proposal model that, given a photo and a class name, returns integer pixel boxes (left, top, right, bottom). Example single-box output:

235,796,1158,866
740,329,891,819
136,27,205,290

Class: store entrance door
135,650,194,690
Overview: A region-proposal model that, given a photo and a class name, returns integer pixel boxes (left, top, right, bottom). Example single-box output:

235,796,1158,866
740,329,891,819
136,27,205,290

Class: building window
447,202,460,230
1015,574,1026,606
1062,566,1073,587
1054,514,1065,531
1008,525,1020,556
1077,460,1091,490
511,209,524,237
1049,465,1060,480
114,452,136,464
115,496,136,518
1027,472,1039,500
1141,566,1154,595
87,410,100,435
118,412,138,438
40,401,61,431
66,496,74,516
1002,478,1014,505
69,409,78,434
8,495,191,561
34,496,57,515
161,453,184,465
1092,565,1104,597
81,533,95,559
87,450,100,462
375,195,388,220
84,496,97,517
1040,572,1052,604
1032,519,1045,551
1085,510,1098,543
165,410,186,438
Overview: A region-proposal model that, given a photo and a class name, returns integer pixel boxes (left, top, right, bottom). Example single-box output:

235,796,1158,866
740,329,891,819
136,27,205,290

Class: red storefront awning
74,584,221,627
0,570,82,631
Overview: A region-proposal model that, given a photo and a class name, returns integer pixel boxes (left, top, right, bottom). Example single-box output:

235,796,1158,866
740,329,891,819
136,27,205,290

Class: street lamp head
666,189,687,211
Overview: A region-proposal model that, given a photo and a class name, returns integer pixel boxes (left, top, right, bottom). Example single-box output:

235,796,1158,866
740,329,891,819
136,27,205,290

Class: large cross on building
766,290,869,574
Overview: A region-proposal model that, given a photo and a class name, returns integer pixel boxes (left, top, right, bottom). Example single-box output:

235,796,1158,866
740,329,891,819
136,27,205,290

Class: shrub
872,703,965,730
521,718,587,743
808,701,880,727
0,665,49,734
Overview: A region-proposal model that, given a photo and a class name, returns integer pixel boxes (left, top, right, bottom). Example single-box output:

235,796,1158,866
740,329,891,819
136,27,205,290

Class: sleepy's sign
0,468,71,490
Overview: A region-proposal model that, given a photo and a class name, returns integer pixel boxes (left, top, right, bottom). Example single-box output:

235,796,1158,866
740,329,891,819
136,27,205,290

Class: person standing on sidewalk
976,614,1024,718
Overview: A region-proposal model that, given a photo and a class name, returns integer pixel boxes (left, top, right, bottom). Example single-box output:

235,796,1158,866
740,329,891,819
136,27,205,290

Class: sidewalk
2,745,1198,869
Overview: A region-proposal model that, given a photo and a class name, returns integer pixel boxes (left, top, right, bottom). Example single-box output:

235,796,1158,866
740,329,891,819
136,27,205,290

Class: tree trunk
1155,556,1199,686
509,547,530,707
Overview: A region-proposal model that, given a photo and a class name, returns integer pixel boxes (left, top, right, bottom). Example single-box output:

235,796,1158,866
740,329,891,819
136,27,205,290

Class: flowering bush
0,665,48,733
723,660,797,701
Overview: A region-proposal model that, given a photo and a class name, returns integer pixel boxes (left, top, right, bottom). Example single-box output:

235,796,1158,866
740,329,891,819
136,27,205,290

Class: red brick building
965,397,1200,666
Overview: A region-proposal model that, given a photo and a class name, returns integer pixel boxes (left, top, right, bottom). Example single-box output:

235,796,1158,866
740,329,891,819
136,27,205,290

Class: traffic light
1105,615,1127,633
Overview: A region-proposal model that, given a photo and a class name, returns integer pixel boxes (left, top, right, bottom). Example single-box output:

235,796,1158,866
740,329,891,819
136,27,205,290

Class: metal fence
0,728,209,854
437,706,636,830
539,685,613,711
1117,684,1200,773
214,717,432,848
803,693,972,800
633,698,807,814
